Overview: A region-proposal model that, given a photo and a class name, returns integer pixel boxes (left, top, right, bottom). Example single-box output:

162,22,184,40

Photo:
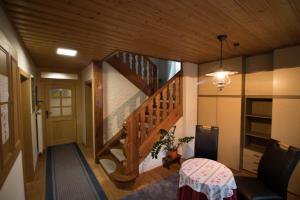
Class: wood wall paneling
2,0,300,69
93,61,103,160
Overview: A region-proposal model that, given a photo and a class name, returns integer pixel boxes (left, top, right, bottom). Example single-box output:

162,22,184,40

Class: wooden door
46,85,76,146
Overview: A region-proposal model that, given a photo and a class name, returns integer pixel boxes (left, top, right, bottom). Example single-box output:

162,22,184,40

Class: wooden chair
194,125,219,161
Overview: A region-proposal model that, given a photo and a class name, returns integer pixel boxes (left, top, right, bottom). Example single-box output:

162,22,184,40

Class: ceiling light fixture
56,48,77,57
205,34,238,91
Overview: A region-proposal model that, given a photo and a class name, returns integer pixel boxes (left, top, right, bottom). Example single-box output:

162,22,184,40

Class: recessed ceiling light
56,48,77,56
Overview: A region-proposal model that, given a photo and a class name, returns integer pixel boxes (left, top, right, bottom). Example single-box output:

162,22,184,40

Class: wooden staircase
106,52,158,96
97,52,183,183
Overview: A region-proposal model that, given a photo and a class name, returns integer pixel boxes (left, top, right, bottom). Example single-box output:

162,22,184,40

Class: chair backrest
194,125,219,160
257,139,300,199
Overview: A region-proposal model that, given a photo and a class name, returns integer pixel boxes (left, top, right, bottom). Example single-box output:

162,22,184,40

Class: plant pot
167,150,178,159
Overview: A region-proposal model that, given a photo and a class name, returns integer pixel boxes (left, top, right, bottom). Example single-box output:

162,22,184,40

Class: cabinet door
198,96,241,170
217,97,241,170
245,53,273,96
197,97,217,126
272,98,300,195
272,99,300,148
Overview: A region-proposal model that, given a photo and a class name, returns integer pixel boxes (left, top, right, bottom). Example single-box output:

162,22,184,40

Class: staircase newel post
125,115,139,175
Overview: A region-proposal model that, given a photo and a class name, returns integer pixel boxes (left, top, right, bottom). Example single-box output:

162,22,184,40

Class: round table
177,158,237,200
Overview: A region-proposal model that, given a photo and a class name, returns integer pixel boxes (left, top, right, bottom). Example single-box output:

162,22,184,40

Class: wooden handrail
97,51,183,181
125,70,182,120
123,70,183,175
119,51,157,69
115,51,158,94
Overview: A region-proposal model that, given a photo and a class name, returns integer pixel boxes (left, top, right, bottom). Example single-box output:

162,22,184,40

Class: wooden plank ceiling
2,0,300,69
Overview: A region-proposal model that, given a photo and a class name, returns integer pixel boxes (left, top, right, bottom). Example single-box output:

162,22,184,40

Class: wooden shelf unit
244,98,272,149
243,98,273,173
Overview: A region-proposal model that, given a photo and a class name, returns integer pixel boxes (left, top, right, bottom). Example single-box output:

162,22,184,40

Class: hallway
25,144,180,200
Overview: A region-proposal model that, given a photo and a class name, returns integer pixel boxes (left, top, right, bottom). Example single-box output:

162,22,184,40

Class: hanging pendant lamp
205,34,238,91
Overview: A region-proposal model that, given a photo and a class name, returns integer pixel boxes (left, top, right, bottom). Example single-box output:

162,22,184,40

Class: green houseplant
151,126,194,159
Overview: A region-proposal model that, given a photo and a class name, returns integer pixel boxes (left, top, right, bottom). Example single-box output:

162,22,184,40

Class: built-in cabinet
271,46,300,195
242,53,274,174
242,148,262,174
243,98,272,173
198,57,243,171
198,47,300,195
244,98,272,149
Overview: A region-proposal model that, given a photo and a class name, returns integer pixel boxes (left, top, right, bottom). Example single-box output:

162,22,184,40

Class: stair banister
123,70,183,175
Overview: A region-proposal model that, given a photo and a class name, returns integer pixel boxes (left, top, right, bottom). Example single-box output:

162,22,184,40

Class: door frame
19,69,34,183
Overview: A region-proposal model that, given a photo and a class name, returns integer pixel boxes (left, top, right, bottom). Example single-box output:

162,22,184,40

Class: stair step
99,159,117,174
120,139,125,144
110,148,126,162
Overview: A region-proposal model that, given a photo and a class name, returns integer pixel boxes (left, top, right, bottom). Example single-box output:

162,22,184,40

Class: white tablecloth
179,158,237,200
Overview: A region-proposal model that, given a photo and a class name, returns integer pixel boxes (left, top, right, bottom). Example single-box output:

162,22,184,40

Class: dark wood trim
93,61,103,162
240,56,246,170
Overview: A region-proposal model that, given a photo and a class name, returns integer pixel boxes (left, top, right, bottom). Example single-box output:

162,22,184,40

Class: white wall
0,153,25,200
0,6,37,200
181,62,198,158
31,111,38,170
102,61,147,142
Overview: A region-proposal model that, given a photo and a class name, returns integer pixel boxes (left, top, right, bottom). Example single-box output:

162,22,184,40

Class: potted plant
151,126,194,159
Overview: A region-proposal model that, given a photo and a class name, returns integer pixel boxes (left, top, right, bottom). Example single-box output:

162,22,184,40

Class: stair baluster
139,107,146,144
99,52,181,182
155,94,161,125
162,87,168,120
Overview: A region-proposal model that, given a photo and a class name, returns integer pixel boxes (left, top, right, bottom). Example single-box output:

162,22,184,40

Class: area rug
46,143,107,200
121,173,179,200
